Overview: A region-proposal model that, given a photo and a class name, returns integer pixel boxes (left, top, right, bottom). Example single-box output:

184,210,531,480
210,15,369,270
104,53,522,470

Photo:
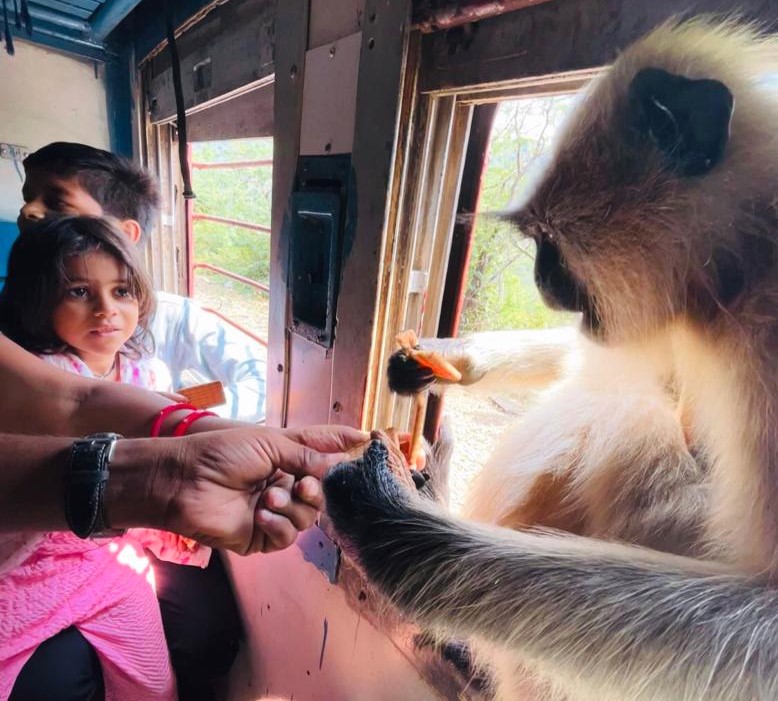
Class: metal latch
408,270,428,295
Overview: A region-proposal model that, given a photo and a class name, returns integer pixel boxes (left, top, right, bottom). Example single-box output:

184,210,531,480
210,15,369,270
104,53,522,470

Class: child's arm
0,334,181,437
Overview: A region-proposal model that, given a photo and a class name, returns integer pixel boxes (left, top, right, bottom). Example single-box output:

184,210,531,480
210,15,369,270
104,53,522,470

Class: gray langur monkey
325,18,778,701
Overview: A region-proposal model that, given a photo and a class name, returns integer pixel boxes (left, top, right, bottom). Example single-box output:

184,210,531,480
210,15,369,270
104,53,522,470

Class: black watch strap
65,432,125,539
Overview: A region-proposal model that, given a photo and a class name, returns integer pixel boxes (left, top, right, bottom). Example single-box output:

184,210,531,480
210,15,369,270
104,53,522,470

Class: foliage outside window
460,95,577,333
190,138,272,343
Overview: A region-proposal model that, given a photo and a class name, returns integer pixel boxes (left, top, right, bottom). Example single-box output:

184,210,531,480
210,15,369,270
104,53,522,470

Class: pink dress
0,351,211,701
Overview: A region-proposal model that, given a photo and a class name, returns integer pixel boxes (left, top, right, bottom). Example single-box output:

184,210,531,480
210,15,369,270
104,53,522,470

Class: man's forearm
0,434,178,532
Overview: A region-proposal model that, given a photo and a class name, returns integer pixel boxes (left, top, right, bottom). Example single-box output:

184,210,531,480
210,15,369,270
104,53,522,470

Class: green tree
191,138,273,286
189,138,274,339
460,95,577,333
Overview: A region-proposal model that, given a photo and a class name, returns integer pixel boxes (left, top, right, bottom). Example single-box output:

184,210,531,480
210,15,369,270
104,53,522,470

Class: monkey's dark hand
387,332,463,396
325,440,417,556
324,440,458,607
387,349,437,395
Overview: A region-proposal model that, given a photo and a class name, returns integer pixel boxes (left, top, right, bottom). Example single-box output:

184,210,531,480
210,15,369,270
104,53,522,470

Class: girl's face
51,250,139,373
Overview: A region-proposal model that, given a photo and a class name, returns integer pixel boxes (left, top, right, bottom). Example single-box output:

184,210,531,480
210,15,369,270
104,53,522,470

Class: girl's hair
0,215,155,356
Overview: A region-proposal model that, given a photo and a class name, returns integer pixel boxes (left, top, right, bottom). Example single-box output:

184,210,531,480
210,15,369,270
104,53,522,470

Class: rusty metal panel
224,548,441,701
412,0,554,32
420,0,778,93
285,333,334,428
309,0,366,49
146,0,275,124
186,83,274,141
299,32,362,156
329,0,415,430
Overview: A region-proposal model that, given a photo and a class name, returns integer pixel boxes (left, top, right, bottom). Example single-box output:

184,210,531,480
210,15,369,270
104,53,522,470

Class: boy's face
19,170,104,231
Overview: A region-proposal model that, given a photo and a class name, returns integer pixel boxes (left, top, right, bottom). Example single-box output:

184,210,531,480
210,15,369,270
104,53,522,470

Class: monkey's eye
513,217,540,241
525,222,550,242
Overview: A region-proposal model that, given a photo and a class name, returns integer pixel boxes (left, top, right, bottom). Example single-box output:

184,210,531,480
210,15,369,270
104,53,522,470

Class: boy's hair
23,142,160,239
0,216,156,357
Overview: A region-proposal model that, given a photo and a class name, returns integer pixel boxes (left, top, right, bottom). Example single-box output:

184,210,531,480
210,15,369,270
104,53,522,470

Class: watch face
87,433,122,463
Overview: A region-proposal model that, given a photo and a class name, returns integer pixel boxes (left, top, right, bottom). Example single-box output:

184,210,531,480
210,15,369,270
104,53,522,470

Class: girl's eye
67,287,89,299
114,287,133,299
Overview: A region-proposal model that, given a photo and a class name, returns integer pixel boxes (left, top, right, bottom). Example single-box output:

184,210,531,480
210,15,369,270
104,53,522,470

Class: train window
368,77,590,514
458,96,575,333
188,138,273,349
445,94,578,512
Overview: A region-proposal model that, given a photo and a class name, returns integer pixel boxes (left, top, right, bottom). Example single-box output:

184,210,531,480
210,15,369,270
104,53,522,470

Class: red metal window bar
187,156,272,348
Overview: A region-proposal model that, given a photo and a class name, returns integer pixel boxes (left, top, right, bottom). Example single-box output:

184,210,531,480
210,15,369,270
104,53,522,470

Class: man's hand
165,425,367,555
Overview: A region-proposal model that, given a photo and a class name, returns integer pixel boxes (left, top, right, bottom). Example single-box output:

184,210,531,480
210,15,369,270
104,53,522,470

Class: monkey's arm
387,326,580,395
325,443,775,701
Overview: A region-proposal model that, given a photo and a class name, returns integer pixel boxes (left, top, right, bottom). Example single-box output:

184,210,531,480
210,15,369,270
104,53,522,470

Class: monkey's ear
629,67,734,176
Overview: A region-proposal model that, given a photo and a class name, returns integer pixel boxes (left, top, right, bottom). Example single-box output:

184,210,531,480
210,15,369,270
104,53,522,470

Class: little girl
0,216,210,701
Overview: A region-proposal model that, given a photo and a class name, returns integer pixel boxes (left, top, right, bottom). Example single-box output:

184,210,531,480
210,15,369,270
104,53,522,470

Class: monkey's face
512,65,735,344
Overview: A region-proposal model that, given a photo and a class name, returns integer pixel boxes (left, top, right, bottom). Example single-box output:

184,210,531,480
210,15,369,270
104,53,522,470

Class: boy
19,141,267,424
14,142,246,701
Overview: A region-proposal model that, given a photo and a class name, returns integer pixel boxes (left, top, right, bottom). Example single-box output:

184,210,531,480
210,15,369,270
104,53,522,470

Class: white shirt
150,291,267,423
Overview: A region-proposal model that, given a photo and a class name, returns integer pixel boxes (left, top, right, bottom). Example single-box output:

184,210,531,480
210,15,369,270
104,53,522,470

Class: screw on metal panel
367,37,375,49
329,44,336,57
276,364,283,372
332,402,342,413
290,64,298,78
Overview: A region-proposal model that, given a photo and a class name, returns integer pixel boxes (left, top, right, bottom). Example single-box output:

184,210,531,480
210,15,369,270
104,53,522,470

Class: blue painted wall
0,221,19,285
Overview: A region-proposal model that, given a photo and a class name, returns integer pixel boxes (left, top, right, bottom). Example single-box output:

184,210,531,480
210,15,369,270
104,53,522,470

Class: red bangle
172,410,217,437
150,402,196,438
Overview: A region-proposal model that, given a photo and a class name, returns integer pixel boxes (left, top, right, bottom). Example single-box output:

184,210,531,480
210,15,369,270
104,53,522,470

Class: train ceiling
2,0,143,60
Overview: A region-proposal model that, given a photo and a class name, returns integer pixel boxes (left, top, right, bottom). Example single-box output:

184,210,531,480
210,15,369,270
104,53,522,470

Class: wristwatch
65,432,126,539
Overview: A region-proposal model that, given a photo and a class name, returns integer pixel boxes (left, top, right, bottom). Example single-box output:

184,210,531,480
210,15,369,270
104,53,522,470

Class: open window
441,93,581,512
137,0,275,354
367,36,598,512
188,138,272,348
